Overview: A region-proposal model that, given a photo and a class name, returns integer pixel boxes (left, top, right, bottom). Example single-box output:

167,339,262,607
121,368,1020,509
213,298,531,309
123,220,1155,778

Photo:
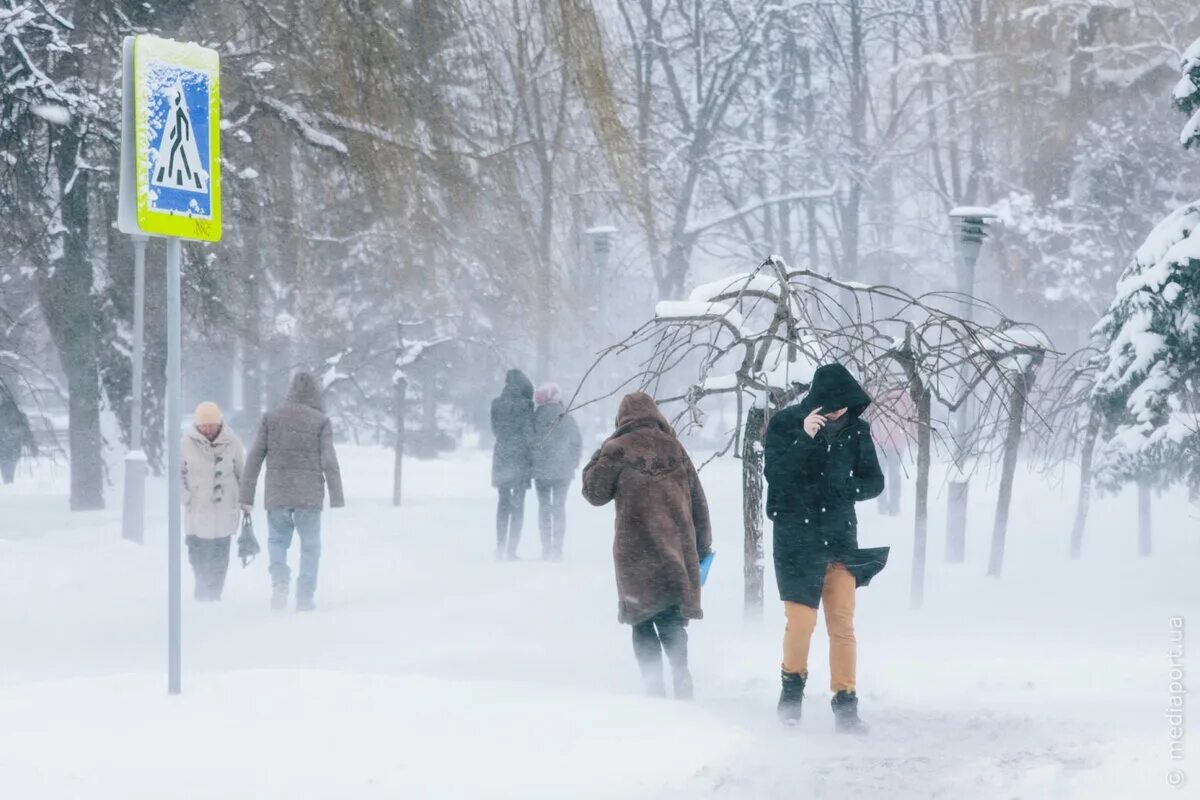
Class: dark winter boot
632,620,667,697
271,583,289,611
831,690,868,734
778,670,806,725
656,614,692,701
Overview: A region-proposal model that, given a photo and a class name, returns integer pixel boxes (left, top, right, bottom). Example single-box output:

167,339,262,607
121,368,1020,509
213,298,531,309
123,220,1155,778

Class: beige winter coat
182,424,246,540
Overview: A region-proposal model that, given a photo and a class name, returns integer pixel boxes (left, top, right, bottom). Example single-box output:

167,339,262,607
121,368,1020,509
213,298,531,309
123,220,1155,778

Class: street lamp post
584,225,616,329
945,207,997,564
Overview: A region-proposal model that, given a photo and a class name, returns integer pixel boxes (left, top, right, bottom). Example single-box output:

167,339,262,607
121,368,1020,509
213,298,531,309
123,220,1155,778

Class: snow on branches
1091,201,1200,493
1176,37,1200,149
573,255,1051,465
1092,38,1200,497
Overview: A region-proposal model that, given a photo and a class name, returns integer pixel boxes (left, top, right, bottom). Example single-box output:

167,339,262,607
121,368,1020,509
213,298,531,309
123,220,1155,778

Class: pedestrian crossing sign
132,36,221,242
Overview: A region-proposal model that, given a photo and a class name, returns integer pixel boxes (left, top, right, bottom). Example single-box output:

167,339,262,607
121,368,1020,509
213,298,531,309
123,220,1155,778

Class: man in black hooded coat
764,363,888,731
491,369,535,559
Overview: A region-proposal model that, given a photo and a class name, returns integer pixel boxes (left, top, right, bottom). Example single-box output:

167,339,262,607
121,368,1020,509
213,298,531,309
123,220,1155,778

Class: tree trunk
988,359,1039,578
64,350,105,510
1137,478,1152,556
742,405,766,621
422,360,438,433
1069,408,1099,558
38,129,103,510
945,478,969,563
393,377,408,507
911,384,932,609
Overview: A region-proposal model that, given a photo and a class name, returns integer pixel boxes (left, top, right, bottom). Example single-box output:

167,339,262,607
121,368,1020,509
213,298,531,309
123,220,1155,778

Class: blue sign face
144,63,212,219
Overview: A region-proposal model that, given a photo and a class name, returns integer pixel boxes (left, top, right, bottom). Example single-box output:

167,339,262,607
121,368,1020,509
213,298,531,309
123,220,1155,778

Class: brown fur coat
582,393,712,625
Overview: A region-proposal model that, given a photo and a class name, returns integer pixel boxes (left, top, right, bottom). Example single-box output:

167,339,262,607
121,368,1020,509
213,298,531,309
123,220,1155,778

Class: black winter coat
491,369,535,489
765,364,889,608
532,402,583,482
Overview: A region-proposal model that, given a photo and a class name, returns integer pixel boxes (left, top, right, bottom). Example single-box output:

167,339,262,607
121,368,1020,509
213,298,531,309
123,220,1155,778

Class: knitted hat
194,401,222,426
534,382,562,407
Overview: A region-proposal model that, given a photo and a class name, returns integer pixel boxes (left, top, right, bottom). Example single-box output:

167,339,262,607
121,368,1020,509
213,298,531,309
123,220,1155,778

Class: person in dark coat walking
491,369,535,560
240,372,344,611
582,392,712,699
532,382,583,561
0,388,37,484
764,363,887,731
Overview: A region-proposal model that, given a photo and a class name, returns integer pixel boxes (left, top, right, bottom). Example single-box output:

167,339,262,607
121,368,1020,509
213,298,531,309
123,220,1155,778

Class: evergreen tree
1177,37,1200,150
1092,36,1200,497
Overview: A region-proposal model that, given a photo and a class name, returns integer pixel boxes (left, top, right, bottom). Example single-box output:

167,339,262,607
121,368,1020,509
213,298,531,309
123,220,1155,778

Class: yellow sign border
133,36,221,242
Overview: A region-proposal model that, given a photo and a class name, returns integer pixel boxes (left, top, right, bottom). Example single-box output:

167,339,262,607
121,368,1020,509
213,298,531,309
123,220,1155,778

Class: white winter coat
182,424,246,540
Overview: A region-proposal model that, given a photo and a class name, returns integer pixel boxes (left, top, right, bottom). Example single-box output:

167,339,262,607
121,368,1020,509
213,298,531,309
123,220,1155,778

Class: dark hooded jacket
491,369,535,488
764,363,887,608
582,393,712,625
239,372,344,510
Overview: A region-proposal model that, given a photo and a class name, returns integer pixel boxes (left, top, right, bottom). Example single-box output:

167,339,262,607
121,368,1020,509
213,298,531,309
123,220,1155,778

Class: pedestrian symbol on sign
151,82,208,194
121,34,222,242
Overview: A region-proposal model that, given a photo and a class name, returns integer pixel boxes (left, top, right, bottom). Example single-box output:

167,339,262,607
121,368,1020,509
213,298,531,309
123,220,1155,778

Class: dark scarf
819,414,850,444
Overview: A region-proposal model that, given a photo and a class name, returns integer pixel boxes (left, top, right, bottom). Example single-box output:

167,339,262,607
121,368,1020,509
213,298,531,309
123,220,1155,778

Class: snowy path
0,446,1195,798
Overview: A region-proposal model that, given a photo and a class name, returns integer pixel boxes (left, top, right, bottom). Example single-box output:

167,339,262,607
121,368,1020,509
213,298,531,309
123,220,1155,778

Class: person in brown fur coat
582,392,712,699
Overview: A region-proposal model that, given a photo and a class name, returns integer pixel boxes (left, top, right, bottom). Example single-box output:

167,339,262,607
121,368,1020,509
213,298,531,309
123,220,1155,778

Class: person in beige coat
183,402,245,601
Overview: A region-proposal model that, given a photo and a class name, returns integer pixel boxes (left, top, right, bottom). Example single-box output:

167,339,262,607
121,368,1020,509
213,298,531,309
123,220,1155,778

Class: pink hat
534,383,563,407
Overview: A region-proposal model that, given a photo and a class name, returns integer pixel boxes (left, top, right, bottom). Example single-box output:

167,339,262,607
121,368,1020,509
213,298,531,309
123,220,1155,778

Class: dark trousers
535,479,570,558
496,484,527,555
631,607,690,694
187,535,232,601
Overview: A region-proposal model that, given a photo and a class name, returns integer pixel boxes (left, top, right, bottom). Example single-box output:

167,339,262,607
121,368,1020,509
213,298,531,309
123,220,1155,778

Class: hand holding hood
800,363,872,420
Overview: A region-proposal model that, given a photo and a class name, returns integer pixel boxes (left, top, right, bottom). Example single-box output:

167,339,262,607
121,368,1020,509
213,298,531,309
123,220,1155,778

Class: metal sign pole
166,237,183,695
121,34,221,695
122,234,149,543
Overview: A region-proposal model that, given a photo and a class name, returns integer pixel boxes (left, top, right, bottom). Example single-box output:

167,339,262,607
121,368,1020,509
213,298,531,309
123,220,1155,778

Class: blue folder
699,552,715,586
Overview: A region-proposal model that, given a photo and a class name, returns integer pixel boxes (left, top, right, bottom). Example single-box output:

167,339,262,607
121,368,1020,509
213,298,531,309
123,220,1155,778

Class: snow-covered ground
1,445,1195,798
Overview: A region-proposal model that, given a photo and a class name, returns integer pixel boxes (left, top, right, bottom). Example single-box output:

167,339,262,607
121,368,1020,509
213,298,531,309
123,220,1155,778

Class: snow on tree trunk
742,405,766,621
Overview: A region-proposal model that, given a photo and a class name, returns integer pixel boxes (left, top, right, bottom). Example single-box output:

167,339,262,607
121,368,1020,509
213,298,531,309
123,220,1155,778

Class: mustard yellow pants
782,562,856,693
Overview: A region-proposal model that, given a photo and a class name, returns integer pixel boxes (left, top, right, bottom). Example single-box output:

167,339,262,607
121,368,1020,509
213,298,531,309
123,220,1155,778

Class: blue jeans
267,508,322,599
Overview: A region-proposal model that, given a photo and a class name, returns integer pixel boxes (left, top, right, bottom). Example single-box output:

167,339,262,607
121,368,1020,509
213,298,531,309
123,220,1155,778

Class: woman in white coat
182,402,245,601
